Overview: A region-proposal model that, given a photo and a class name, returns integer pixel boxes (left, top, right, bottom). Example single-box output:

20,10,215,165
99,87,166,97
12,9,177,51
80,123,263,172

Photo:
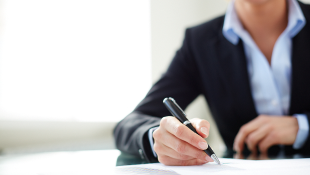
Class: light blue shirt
223,0,308,149
148,0,309,157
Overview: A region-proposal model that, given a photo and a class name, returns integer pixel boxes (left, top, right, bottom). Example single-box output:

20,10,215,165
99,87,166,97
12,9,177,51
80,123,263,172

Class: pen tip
211,154,221,165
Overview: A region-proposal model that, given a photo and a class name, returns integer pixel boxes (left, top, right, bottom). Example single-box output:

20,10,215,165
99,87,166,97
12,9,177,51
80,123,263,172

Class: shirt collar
222,0,306,45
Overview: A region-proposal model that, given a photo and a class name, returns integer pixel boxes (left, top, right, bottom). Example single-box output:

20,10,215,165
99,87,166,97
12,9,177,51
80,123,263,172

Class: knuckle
268,124,275,131
189,136,200,146
239,125,248,134
178,153,189,160
153,129,160,140
175,142,186,153
174,124,185,137
160,117,168,126
247,135,257,144
258,143,267,152
270,132,279,142
153,143,161,153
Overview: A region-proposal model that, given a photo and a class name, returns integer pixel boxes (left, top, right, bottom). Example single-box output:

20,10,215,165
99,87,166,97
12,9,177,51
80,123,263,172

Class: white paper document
115,158,310,175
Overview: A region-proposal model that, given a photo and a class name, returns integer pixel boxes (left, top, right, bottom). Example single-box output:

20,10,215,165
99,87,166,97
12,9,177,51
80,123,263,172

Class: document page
115,158,310,175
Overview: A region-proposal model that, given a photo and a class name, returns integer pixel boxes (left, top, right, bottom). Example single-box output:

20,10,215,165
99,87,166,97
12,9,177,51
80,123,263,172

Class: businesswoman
114,0,310,166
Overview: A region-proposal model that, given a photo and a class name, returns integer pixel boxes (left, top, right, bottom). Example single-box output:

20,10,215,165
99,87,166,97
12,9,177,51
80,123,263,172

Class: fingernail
206,155,213,162
198,141,208,150
201,127,208,136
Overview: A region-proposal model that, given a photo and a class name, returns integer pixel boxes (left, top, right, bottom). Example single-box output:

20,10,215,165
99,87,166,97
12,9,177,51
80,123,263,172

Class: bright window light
0,0,151,122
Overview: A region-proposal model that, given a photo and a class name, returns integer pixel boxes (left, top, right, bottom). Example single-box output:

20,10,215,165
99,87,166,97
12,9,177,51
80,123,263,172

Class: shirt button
271,100,278,106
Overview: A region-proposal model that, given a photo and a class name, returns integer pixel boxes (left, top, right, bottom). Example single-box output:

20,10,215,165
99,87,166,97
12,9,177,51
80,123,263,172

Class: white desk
0,150,121,175
1,149,310,175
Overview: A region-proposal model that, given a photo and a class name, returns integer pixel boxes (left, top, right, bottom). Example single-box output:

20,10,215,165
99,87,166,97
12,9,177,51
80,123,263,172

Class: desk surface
0,150,122,175
0,149,309,175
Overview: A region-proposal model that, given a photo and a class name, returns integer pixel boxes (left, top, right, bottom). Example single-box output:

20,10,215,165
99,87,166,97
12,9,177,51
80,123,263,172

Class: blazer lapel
217,34,258,124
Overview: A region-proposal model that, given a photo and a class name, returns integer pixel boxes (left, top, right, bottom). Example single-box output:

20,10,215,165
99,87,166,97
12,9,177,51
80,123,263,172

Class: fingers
234,115,299,154
154,141,212,162
154,142,192,160
153,124,212,162
154,117,214,166
158,155,208,166
190,118,210,138
258,132,279,153
233,116,267,152
245,124,270,152
154,132,209,160
161,117,209,150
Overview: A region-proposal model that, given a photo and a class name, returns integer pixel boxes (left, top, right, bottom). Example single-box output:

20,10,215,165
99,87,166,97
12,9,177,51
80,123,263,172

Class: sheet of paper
114,158,310,175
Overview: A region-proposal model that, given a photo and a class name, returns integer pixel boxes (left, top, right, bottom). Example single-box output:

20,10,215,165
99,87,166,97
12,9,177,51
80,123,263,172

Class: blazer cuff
294,112,310,153
140,123,160,163
293,114,309,149
148,126,159,158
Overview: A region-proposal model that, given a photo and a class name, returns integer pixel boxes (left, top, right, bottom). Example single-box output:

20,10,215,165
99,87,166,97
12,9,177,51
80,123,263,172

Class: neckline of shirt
222,0,306,45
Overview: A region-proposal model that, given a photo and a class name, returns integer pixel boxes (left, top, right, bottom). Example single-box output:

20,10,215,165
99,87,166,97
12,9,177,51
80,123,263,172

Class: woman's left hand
233,115,299,154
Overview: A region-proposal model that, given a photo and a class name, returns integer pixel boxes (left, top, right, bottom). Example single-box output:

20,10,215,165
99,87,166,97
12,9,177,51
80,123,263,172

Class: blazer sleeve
113,28,203,162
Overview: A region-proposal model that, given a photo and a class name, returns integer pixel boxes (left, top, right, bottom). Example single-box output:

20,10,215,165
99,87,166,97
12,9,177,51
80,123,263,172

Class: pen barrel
204,145,215,156
163,98,187,122
187,123,215,157
186,123,199,135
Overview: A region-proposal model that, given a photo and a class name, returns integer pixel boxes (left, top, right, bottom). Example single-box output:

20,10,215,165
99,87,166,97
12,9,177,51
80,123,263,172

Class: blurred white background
0,0,151,122
0,0,151,153
0,0,309,155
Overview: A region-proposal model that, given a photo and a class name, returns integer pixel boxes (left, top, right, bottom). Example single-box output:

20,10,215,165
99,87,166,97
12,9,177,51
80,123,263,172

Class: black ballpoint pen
163,97,221,165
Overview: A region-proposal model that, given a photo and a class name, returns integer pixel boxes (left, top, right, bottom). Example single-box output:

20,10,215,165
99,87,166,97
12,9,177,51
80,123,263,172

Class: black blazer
114,2,310,162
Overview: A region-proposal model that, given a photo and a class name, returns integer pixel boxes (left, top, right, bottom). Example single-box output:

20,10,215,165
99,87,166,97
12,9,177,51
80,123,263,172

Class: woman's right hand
153,116,214,166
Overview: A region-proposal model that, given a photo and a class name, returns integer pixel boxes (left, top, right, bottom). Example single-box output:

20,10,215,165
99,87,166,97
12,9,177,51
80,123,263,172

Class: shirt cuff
293,114,309,149
148,126,159,157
